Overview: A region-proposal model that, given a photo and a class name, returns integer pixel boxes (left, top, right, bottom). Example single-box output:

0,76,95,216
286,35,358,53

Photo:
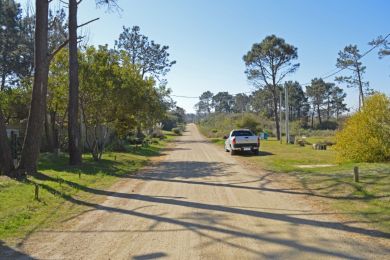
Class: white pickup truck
224,129,260,155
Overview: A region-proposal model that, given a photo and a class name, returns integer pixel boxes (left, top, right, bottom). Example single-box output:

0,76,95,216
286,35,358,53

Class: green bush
177,123,186,132
335,93,390,162
150,129,165,139
106,139,128,152
237,114,262,133
161,114,178,131
172,127,182,135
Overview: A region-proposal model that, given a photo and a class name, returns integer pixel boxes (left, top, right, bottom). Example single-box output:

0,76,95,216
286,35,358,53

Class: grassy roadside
204,129,390,233
0,133,175,243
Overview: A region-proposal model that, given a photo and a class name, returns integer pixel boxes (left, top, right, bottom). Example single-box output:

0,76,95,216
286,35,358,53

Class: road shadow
30,171,390,241
239,151,274,157
142,161,235,179
133,252,167,259
173,140,212,144
25,184,389,259
0,240,35,259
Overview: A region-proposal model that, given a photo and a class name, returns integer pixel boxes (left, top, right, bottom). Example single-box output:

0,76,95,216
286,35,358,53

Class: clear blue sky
19,0,390,113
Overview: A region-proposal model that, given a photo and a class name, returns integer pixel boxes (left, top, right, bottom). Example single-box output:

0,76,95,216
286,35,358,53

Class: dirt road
13,124,390,259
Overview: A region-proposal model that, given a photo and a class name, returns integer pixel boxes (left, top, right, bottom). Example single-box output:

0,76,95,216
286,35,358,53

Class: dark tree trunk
311,110,314,129
68,0,82,165
19,0,49,174
356,65,364,109
0,108,14,176
1,73,6,91
316,103,322,125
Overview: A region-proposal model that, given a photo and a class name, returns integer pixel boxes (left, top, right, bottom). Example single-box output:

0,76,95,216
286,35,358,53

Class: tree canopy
243,35,299,140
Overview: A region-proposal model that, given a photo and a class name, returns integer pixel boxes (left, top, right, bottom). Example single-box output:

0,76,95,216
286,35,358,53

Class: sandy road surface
5,124,390,259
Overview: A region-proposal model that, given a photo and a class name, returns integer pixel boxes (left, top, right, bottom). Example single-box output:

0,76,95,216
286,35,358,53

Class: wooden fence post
34,184,39,200
354,166,359,182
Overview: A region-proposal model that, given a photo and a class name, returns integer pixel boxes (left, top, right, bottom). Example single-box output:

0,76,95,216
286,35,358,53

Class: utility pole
279,91,282,144
285,85,289,144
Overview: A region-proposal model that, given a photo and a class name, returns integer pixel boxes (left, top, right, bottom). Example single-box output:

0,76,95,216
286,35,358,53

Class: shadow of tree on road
24,185,388,259
17,158,390,259
0,240,36,259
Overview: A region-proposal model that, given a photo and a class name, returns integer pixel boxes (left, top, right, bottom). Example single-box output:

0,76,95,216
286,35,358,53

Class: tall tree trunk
44,111,54,152
68,0,82,165
19,0,49,174
356,64,364,110
273,90,280,141
326,97,330,120
1,73,6,91
50,110,59,150
317,103,322,125
0,108,14,176
311,110,314,129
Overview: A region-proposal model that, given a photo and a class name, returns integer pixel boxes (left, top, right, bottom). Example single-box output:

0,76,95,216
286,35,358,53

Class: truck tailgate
235,136,258,144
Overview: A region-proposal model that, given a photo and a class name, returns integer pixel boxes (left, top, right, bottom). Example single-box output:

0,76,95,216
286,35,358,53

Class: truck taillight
232,137,236,145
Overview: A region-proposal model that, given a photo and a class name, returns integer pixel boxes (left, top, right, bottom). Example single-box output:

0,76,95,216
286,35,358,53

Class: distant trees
195,81,347,131
329,86,348,121
336,45,370,110
306,78,348,128
195,91,214,115
212,92,234,113
284,81,308,121
250,88,274,117
306,78,328,125
243,35,299,140
233,93,250,113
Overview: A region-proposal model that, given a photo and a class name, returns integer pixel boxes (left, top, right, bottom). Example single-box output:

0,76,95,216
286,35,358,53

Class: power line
302,32,390,86
171,95,199,99
171,90,254,99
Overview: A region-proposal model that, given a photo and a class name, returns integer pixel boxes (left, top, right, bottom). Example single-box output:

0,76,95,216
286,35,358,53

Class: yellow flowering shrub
335,93,390,162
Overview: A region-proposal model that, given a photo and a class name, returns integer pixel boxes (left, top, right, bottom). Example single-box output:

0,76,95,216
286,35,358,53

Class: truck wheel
253,150,259,156
225,146,229,152
230,148,236,156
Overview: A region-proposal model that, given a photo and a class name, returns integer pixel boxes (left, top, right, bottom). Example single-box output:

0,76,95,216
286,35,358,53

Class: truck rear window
231,130,253,136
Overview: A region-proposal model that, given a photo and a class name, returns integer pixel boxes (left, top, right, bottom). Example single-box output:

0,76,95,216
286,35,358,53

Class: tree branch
59,0,68,6
48,39,69,62
77,17,99,29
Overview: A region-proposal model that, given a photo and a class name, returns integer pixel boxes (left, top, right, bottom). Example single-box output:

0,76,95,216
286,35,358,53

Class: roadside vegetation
0,133,175,242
